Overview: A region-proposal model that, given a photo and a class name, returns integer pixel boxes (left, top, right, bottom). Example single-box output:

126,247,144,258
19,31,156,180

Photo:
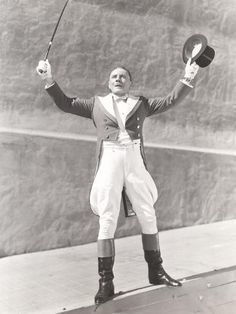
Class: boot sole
95,291,115,305
149,280,182,287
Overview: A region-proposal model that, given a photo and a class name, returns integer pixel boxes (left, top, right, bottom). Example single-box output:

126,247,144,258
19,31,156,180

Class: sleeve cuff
45,81,56,89
180,78,194,88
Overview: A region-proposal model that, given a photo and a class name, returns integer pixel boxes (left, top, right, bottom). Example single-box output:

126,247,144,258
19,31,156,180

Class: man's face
108,67,132,96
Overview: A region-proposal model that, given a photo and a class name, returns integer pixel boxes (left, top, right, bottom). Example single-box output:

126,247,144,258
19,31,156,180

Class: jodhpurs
90,140,158,239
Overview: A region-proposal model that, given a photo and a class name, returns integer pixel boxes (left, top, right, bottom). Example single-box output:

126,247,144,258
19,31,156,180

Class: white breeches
90,140,158,239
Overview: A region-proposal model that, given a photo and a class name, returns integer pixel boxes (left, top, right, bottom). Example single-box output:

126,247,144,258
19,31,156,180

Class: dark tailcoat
46,81,191,215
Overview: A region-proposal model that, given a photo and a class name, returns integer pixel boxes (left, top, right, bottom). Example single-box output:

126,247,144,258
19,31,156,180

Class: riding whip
38,0,69,72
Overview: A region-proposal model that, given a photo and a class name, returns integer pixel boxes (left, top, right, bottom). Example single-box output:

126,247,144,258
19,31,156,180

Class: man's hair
110,66,133,82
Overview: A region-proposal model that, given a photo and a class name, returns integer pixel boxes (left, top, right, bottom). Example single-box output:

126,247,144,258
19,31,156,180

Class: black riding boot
95,257,115,304
144,250,182,287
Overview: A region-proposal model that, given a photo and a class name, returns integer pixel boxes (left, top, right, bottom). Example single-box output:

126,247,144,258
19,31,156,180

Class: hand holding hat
184,58,199,80
180,58,199,88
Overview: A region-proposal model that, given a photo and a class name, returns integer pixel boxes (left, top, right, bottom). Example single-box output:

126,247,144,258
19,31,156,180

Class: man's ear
127,80,132,91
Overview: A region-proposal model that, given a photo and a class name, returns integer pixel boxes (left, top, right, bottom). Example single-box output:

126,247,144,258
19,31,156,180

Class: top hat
182,34,215,68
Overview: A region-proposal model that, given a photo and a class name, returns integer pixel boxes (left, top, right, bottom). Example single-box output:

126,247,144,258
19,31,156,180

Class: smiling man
36,59,199,304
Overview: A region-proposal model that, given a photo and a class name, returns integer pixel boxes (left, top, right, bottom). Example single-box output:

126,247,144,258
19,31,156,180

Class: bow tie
112,94,128,102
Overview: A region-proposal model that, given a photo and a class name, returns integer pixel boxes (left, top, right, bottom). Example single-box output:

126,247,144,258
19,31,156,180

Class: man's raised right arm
36,60,94,119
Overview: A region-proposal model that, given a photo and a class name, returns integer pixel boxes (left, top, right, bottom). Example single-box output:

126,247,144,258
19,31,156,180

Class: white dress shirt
112,94,136,144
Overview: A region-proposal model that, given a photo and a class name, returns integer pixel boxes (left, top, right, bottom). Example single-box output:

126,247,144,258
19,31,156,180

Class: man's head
108,66,132,96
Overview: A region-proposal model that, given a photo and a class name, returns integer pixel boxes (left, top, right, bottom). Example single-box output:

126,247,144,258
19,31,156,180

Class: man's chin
113,89,125,96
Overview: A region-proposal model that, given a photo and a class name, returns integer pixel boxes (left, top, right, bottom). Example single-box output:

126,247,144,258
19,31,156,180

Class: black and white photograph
0,0,236,313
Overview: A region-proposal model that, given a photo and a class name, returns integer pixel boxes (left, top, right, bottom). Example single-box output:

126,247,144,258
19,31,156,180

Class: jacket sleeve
46,82,94,119
147,81,192,117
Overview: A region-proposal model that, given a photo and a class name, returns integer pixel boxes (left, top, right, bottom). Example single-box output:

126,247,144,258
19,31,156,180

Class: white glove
36,59,52,80
184,58,199,80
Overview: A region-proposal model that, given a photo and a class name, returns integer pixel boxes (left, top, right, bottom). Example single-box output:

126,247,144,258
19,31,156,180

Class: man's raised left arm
147,59,199,116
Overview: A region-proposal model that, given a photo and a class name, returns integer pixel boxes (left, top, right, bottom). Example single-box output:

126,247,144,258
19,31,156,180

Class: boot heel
145,250,182,287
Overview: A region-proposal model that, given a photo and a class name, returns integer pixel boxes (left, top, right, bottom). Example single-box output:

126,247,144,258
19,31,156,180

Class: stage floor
0,219,236,314
66,266,236,314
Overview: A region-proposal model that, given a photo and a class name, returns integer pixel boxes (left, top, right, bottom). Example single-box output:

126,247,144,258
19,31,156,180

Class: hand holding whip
37,0,70,75
36,59,54,85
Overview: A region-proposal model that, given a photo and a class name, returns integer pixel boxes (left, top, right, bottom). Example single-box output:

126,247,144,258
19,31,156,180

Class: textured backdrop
0,0,236,256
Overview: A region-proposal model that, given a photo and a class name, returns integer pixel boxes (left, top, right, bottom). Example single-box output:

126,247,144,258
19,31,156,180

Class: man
36,59,199,304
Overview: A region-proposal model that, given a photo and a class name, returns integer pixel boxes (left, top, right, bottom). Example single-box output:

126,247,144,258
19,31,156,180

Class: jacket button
137,117,140,121
106,126,109,130
138,133,140,137
137,125,140,129
106,135,109,139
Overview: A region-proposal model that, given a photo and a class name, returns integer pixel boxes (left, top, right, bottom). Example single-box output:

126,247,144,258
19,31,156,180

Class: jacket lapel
97,94,141,126
97,94,117,124
125,96,141,123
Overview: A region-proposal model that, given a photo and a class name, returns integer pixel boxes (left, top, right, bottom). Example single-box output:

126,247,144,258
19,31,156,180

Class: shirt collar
112,93,129,102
